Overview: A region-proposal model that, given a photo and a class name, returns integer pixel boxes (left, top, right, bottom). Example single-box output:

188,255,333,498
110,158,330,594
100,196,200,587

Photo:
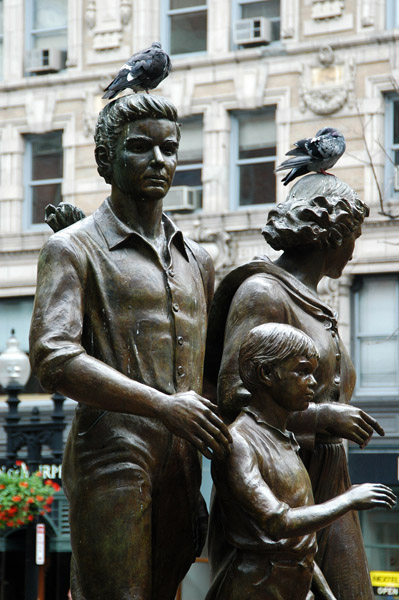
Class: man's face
110,118,179,200
267,355,317,413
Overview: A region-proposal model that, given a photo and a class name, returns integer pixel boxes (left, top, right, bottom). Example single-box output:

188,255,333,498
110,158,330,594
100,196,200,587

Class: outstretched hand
317,403,384,448
159,391,232,460
347,483,396,511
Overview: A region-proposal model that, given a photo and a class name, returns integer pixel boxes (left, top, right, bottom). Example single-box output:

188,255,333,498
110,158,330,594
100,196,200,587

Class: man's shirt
30,198,213,398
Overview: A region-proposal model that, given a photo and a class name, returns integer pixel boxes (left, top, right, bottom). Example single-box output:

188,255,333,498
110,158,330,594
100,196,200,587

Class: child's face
267,355,317,412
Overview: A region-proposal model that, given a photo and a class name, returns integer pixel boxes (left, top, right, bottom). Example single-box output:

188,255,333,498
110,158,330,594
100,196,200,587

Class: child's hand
346,483,396,510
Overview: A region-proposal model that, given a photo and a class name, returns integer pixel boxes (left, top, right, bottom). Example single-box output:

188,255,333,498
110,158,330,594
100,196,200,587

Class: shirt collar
93,197,188,260
242,406,300,452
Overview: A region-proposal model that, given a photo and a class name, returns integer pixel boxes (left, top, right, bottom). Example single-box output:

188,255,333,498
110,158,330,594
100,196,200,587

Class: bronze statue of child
206,323,396,600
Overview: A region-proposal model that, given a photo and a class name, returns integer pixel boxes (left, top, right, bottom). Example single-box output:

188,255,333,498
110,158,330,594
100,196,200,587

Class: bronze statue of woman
206,173,382,600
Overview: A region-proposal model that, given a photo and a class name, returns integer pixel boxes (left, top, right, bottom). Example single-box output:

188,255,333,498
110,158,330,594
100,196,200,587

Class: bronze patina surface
30,94,231,600
206,174,384,600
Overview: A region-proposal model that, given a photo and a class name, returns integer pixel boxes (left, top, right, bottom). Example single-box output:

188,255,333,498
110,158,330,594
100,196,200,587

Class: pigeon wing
275,153,312,172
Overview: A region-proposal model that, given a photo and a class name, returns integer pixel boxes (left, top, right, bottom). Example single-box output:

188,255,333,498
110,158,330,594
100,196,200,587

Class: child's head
238,323,319,398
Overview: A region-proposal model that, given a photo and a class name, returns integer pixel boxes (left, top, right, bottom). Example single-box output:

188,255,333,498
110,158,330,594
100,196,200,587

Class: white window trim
385,94,399,203
352,274,399,399
23,132,64,231
25,0,68,72
230,108,277,210
161,0,208,57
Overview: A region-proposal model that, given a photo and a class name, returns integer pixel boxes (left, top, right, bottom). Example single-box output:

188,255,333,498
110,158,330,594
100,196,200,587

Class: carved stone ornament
312,0,345,21
120,0,132,25
85,0,96,29
299,50,355,115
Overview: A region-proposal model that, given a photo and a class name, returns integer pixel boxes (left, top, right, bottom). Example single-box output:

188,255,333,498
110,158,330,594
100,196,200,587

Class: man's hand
158,391,232,460
346,484,396,511
317,403,384,448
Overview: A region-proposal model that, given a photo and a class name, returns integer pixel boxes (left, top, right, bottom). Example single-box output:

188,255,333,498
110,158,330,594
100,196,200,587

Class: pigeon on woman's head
102,42,172,100
275,127,346,185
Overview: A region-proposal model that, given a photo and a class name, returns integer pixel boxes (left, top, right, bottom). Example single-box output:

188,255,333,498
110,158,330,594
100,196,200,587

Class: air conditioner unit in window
234,17,272,46
25,49,67,74
163,186,201,212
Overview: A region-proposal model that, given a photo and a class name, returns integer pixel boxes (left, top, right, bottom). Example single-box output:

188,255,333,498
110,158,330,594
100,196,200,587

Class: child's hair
239,323,319,393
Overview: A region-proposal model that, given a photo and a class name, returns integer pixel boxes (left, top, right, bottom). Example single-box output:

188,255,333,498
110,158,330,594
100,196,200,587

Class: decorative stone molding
312,0,345,21
299,48,355,115
318,277,339,314
85,0,96,29
120,0,132,26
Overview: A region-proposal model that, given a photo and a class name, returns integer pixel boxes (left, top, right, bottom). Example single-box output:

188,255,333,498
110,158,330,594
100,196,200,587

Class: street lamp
0,329,31,390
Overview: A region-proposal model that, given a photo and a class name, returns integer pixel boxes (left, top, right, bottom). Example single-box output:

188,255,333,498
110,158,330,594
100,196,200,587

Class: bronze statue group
30,90,395,600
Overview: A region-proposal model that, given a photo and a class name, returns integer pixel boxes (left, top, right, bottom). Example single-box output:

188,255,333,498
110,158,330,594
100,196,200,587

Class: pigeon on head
275,127,346,185
102,42,171,100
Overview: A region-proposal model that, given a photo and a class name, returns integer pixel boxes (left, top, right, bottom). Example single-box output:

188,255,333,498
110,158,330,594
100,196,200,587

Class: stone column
202,102,230,214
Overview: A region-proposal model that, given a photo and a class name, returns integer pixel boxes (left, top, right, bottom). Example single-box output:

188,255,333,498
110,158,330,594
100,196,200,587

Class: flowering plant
0,462,61,530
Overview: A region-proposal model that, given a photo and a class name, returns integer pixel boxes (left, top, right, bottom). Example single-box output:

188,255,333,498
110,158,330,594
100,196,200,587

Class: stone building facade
0,0,399,597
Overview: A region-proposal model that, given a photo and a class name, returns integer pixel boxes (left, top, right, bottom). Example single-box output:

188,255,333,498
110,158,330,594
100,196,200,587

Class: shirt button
333,375,341,385
168,269,175,278
172,303,179,312
177,366,185,377
177,336,184,346
335,353,341,362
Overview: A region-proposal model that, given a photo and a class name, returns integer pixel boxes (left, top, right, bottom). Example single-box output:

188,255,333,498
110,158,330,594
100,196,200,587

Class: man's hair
94,94,180,183
262,173,369,250
239,323,319,394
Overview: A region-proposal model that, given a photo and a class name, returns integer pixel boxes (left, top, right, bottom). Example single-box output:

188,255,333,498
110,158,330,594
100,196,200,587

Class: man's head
239,323,319,411
94,94,181,186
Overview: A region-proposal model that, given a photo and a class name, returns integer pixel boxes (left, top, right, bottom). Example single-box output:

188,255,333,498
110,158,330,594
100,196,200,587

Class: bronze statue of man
29,94,231,600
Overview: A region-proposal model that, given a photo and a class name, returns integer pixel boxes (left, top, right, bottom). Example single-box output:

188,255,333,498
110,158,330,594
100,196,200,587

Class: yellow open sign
371,571,399,587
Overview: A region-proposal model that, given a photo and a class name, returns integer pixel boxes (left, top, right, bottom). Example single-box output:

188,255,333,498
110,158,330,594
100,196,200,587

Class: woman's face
324,227,361,279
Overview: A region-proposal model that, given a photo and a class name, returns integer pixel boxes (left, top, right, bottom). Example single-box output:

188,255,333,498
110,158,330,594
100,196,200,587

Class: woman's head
262,174,369,251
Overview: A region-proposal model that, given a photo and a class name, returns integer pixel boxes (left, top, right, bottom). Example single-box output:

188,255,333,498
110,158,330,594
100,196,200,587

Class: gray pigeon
102,42,171,100
275,127,346,185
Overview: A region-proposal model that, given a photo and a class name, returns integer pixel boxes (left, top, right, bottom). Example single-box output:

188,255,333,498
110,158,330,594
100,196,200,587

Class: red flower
6,522,14,528
27,515,34,522
26,498,35,504
8,507,17,515
17,519,24,526
12,495,22,502
15,460,23,466
0,485,5,490
45,497,54,505
51,482,61,492
19,481,29,488
36,495,44,502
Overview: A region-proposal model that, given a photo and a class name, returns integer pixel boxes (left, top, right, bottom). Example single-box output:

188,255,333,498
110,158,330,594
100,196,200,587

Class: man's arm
30,235,231,460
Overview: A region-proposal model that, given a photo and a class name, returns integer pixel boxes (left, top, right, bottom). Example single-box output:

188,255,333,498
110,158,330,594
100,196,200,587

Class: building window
26,0,68,74
385,95,399,201
233,0,280,48
386,0,399,28
165,0,207,55
352,275,399,396
167,115,203,211
231,107,276,208
25,131,63,227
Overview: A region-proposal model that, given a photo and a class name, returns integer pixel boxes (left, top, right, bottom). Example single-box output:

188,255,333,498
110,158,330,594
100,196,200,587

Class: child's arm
311,562,337,600
214,432,396,541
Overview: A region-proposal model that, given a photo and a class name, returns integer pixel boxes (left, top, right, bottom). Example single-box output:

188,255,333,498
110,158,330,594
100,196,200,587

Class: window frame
231,0,281,50
161,0,208,57
25,0,68,73
385,94,399,202
352,274,399,399
0,0,4,81
386,0,399,29
23,130,64,230
171,114,204,210
230,106,277,210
